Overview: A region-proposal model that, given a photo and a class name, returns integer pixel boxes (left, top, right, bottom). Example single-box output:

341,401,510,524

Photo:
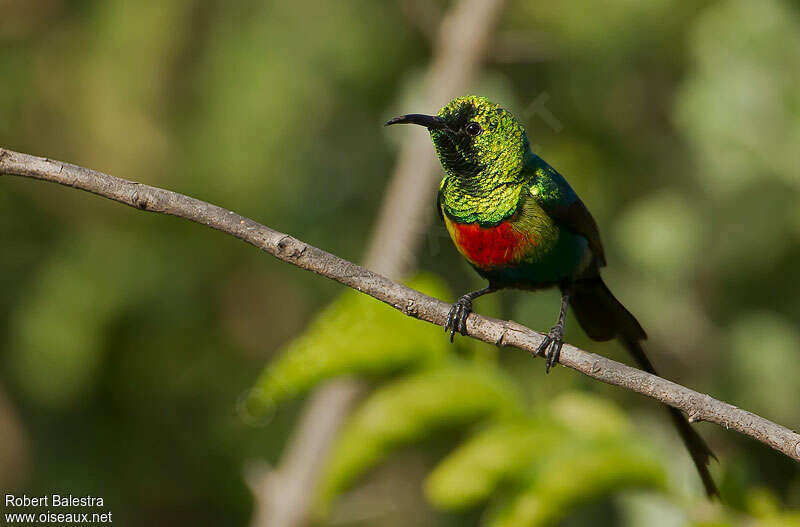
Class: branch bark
2,146,799,465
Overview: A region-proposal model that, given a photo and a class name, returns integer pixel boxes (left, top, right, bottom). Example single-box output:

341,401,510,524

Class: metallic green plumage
434,96,529,225
385,95,719,497
432,96,598,286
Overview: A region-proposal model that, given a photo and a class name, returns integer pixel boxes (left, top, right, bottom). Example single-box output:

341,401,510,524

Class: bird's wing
527,159,607,267
543,196,606,267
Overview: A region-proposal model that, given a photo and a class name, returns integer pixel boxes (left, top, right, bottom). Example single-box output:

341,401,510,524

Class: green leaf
426,392,640,510
728,313,800,428
246,274,451,416
752,515,800,527
487,441,666,527
549,391,631,438
425,419,560,509
318,362,525,510
675,0,800,194
614,191,704,280
8,228,168,407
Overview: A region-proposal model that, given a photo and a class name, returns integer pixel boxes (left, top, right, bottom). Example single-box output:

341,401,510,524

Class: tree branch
2,146,799,465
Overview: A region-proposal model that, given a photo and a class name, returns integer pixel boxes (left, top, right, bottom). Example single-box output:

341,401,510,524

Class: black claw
548,335,563,373
445,302,459,343
537,324,564,374
445,304,456,342
445,296,473,343
445,306,455,334
551,339,563,368
535,335,551,358
458,305,468,335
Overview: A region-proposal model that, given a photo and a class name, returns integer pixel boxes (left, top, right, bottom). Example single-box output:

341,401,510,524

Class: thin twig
2,146,799,464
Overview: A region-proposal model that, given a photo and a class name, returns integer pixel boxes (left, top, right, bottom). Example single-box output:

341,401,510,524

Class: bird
386,95,718,498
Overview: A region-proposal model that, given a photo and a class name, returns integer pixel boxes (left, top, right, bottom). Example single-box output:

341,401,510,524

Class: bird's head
386,95,530,183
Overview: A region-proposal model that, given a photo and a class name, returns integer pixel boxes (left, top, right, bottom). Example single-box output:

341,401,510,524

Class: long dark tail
569,277,719,498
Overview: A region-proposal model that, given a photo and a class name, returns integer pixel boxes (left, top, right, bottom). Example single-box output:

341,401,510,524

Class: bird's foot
445,295,473,343
535,323,565,374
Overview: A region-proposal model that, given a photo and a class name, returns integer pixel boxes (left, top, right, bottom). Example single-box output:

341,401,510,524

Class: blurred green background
1,0,799,526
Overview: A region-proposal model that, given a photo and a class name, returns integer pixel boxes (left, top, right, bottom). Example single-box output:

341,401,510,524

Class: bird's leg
536,285,571,373
445,285,497,343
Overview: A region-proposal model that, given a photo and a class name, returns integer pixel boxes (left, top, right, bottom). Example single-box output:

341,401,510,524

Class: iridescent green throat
431,95,532,225
440,174,524,226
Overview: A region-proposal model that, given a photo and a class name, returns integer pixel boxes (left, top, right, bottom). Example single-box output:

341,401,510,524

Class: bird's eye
465,122,482,136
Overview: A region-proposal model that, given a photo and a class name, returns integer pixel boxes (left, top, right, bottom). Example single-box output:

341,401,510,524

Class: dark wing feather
543,198,606,267
525,155,607,267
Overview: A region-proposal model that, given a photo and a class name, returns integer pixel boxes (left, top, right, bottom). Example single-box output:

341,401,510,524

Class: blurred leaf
426,419,558,510
747,487,782,518
245,274,451,416
675,0,800,194
513,0,687,54
427,393,647,511
7,227,166,407
486,441,666,527
614,191,704,280
318,362,525,509
727,312,800,427
752,514,800,527
617,492,688,527
550,391,632,439
179,0,410,211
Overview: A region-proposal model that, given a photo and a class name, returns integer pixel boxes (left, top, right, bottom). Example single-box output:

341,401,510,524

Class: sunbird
386,95,718,497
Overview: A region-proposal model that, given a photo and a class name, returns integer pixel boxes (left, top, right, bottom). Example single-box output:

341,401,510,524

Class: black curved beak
384,113,448,130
